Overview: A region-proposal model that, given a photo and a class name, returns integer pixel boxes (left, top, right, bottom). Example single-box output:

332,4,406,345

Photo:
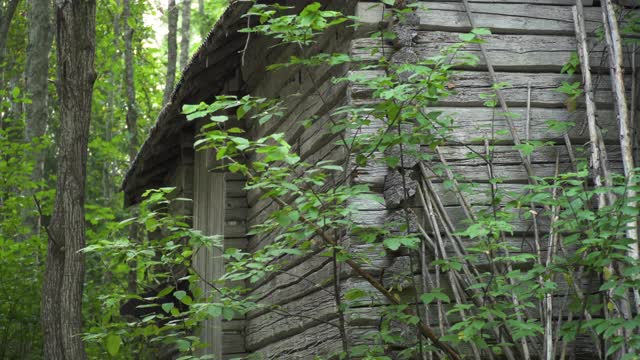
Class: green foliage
0,97,47,358
240,2,348,46
82,188,256,358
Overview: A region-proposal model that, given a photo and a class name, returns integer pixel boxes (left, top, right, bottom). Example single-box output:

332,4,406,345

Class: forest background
0,0,227,357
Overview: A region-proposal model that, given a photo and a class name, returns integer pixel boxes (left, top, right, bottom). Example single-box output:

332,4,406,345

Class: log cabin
121,0,631,358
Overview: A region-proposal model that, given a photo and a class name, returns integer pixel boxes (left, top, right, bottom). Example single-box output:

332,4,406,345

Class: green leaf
459,33,476,42
174,290,186,300
381,0,395,4
207,305,222,317
222,307,235,321
383,236,419,251
383,238,402,251
344,288,368,301
471,28,491,35
420,290,450,304
514,143,535,156
179,295,193,305
161,302,174,313
157,286,174,298
210,115,228,123
186,110,209,121
105,334,121,356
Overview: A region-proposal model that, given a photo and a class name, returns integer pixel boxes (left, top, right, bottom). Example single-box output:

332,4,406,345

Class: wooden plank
419,0,593,4
352,206,550,233
224,220,247,238
248,255,334,304
193,151,227,357
226,179,247,198
222,331,246,355
246,286,339,350
244,9,354,97
352,33,626,72
250,322,343,359
352,106,620,144
429,144,622,165
355,159,624,189
350,70,627,108
252,68,348,142
357,2,601,35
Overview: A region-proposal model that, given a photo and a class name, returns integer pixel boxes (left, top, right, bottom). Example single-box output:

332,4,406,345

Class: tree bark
123,0,139,295
198,0,205,39
123,0,137,156
24,0,53,222
163,0,178,105
0,0,21,131
102,0,120,203
42,1,97,359
0,0,20,70
179,0,191,71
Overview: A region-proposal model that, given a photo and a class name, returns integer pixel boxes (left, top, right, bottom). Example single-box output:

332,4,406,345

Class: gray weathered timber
193,149,226,357
421,0,593,4
250,323,342,359
359,160,624,189
245,284,339,350
427,144,622,164
358,2,601,35
352,32,628,72
351,70,629,108
352,106,621,144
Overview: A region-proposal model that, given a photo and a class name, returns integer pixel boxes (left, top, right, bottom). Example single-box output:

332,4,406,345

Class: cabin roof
122,0,253,206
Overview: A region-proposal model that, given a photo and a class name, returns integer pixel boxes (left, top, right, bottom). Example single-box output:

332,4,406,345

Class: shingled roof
121,0,254,206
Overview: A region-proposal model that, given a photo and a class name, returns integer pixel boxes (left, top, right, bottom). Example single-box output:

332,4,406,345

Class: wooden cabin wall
348,1,625,358
163,118,249,359
231,0,619,358
181,0,632,359
236,1,361,358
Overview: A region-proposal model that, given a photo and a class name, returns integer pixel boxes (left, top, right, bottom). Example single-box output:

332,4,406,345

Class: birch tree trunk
25,0,52,206
42,1,96,358
163,0,178,105
180,0,191,71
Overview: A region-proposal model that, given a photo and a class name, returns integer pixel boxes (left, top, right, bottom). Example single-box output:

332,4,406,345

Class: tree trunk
42,1,97,359
0,0,21,130
0,0,20,70
24,0,53,233
123,0,137,157
163,0,178,105
123,0,139,295
198,0,205,39
179,0,191,71
103,0,121,202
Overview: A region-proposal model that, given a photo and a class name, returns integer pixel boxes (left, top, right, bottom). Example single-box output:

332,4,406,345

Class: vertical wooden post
193,148,225,357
